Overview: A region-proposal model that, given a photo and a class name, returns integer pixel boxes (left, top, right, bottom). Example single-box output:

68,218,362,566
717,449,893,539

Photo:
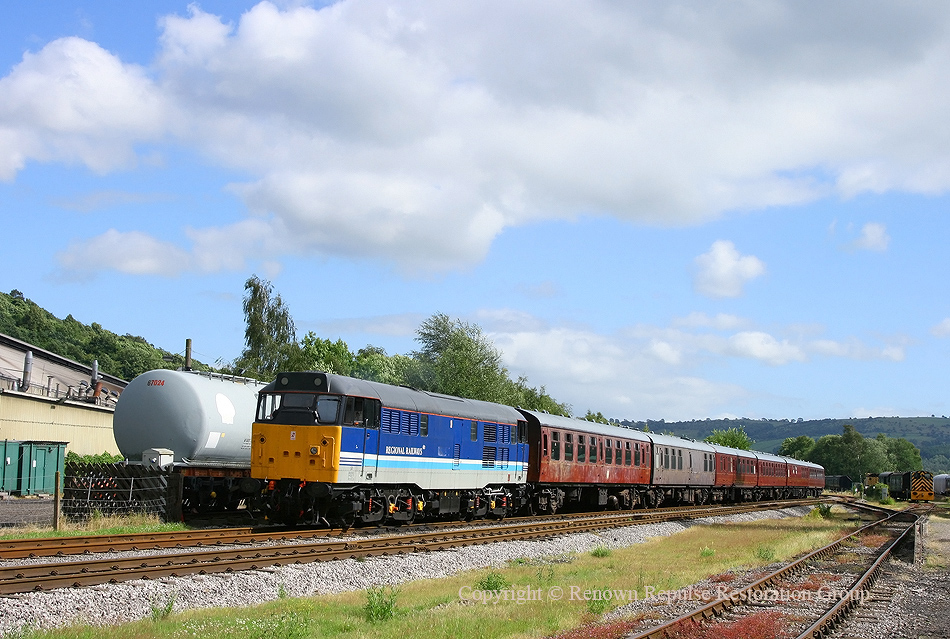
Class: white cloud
672,312,751,331
726,331,805,365
56,230,192,279
933,318,950,337
851,222,890,251
485,312,908,419
6,3,950,272
693,240,766,298
0,37,166,180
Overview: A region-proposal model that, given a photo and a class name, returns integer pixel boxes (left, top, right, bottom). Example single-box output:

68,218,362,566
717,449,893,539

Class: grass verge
10,513,853,639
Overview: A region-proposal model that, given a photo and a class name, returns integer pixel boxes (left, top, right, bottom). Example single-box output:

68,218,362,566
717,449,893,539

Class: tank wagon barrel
112,369,267,514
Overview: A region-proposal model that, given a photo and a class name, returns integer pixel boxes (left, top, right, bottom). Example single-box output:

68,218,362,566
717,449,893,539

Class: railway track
0,498,825,560
0,499,821,594
622,502,927,639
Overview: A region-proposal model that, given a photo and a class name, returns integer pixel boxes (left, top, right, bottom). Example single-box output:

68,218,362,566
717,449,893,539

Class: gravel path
0,507,812,636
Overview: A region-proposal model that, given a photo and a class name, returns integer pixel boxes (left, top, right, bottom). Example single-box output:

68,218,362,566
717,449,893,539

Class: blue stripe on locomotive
335,406,526,481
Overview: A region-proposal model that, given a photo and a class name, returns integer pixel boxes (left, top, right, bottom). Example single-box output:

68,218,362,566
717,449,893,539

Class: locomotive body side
251,371,529,525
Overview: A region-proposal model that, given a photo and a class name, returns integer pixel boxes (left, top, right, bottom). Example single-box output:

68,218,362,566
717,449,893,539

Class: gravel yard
0,506,812,636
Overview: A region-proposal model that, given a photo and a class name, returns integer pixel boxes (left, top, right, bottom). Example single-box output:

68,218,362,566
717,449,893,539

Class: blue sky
2,1,950,422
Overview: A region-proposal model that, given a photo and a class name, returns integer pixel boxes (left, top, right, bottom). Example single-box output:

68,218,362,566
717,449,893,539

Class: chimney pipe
185,339,193,371
19,351,33,392
91,359,99,385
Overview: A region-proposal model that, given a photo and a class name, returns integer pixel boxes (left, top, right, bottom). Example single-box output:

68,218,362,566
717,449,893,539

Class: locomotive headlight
310,446,318,455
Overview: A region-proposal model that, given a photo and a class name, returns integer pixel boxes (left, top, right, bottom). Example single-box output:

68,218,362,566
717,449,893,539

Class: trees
409,313,509,403
230,276,304,380
778,435,815,461
704,426,754,450
877,433,923,471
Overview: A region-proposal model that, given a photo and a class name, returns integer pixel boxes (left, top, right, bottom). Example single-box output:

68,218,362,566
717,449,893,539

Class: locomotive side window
605,439,612,464
552,431,561,460
470,421,478,442
578,436,586,464
565,433,574,461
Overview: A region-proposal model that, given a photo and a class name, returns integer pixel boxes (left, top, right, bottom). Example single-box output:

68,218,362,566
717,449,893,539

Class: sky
2,1,950,423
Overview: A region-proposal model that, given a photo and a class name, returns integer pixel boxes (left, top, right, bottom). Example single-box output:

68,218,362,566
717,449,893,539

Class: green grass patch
9,513,852,639
0,511,188,540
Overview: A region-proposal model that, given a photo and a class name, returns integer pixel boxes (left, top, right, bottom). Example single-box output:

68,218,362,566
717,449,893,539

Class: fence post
53,471,61,531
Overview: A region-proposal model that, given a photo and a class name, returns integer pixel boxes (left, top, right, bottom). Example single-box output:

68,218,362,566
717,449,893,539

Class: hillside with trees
0,289,210,380
626,416,949,474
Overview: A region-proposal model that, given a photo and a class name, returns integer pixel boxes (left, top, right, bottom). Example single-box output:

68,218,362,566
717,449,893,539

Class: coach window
565,433,574,461
631,443,637,466
605,439,613,464
614,440,621,465
578,436,586,463
589,437,597,463
552,432,561,460
664,448,669,469
543,433,549,458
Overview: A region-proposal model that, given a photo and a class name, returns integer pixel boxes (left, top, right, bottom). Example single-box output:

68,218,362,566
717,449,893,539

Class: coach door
516,420,526,480
359,399,381,480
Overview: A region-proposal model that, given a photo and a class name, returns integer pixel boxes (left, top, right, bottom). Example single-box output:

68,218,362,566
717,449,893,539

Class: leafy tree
300,333,355,375
777,435,815,460
229,276,304,380
876,433,923,471
409,313,509,402
584,410,610,424
704,426,754,450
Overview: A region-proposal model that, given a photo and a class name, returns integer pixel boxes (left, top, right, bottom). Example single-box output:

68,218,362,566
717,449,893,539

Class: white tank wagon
113,369,267,512
934,473,949,496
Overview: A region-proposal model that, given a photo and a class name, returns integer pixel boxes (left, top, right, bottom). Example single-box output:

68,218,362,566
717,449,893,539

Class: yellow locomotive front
252,374,343,486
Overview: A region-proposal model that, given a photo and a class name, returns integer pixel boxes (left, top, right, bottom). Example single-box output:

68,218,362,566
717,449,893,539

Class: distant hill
0,289,216,381
620,416,950,474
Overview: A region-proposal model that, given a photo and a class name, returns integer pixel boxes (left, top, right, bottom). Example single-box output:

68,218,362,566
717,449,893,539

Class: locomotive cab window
343,396,379,428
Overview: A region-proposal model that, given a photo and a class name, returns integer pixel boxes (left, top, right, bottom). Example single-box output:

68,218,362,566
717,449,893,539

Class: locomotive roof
518,410,652,443
266,371,524,424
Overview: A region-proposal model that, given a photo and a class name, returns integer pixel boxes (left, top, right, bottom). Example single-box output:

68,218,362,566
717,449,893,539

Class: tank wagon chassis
250,372,824,528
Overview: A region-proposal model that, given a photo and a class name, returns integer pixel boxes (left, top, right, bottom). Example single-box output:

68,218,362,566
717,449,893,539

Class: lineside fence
61,462,181,522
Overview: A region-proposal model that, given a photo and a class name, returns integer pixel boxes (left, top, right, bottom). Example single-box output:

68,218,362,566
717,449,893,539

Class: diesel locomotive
250,371,825,526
